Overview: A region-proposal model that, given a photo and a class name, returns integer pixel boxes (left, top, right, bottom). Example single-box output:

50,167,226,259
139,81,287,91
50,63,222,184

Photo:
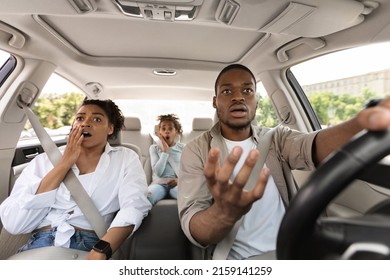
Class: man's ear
212,96,217,108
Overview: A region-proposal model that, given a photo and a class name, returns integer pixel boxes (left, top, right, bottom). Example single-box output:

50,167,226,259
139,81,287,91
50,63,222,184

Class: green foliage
308,88,383,126
256,95,278,127
31,92,84,129
256,88,385,128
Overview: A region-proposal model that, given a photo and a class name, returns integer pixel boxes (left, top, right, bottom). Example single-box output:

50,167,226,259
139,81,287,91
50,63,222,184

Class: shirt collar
210,121,262,145
104,142,114,154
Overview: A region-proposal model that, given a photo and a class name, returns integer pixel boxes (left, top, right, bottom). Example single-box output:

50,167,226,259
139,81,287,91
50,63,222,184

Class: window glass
0,49,9,66
0,49,16,92
291,42,390,128
18,73,84,145
114,99,215,133
256,82,278,127
115,82,279,133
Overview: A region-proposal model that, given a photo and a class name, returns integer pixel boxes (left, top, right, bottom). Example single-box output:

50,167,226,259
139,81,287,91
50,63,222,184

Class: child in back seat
147,114,184,205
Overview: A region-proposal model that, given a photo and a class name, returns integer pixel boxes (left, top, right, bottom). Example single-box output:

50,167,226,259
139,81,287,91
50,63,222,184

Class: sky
41,74,81,94
292,42,390,85
0,49,8,62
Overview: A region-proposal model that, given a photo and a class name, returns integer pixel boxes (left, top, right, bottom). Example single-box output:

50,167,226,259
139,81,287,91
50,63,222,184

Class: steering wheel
277,128,390,259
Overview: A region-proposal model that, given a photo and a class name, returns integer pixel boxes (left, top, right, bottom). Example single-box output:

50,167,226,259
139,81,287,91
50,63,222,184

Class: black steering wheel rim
276,127,390,259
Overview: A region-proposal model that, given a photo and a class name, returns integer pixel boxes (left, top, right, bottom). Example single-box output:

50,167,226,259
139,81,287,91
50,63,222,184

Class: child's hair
157,114,183,135
80,98,124,140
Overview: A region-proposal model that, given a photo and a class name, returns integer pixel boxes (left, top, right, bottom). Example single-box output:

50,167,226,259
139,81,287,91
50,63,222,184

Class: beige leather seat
121,116,153,166
125,199,202,260
181,117,213,144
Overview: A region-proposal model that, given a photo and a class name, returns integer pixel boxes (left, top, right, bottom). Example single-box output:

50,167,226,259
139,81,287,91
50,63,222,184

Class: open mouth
231,108,247,113
230,104,248,117
82,131,92,138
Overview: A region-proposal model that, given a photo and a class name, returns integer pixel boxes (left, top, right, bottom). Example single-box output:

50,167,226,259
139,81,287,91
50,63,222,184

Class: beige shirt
177,122,319,248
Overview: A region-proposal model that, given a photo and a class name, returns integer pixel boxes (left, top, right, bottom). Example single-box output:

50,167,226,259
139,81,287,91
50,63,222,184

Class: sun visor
260,1,366,38
216,0,378,38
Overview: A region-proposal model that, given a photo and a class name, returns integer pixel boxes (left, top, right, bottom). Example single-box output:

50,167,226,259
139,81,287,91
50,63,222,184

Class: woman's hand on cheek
61,125,83,168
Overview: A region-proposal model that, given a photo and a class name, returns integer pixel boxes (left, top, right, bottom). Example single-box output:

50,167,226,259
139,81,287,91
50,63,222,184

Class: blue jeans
147,184,177,205
17,227,99,253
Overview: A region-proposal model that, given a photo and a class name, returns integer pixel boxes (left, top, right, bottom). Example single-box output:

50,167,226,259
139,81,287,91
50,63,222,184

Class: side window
18,73,85,145
0,49,8,65
256,82,278,127
290,42,390,128
0,49,16,92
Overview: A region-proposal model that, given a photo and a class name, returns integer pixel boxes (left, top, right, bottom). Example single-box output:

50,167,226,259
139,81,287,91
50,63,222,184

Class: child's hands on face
158,132,170,152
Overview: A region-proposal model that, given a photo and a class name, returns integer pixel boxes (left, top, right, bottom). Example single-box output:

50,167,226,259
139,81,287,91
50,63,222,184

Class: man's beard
216,108,254,130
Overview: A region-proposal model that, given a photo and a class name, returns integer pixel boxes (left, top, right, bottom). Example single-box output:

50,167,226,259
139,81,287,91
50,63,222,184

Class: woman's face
159,120,177,146
72,104,114,148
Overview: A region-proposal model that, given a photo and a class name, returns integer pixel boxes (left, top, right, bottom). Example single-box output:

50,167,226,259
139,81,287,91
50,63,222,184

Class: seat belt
212,123,286,260
19,100,108,238
168,156,179,177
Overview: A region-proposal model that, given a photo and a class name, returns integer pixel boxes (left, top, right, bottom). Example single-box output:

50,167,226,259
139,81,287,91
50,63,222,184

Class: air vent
113,0,203,21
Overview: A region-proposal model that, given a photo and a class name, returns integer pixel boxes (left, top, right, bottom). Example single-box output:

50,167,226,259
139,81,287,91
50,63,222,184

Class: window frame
0,54,17,89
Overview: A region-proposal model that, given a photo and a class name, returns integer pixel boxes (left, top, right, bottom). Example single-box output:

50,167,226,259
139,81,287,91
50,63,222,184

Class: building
302,68,390,96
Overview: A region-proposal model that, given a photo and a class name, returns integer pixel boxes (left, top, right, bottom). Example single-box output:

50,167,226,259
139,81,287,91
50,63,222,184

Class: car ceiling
1,0,390,101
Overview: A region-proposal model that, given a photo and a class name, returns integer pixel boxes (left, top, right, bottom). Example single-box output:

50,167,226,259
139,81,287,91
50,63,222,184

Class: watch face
94,240,110,251
93,240,112,259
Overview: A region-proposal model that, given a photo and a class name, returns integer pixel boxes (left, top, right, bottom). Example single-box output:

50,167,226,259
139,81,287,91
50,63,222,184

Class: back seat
121,116,153,167
123,199,202,259
109,133,142,160
181,117,213,144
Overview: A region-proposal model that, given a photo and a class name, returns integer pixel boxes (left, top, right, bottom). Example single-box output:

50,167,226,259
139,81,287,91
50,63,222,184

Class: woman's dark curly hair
80,98,124,140
157,114,183,136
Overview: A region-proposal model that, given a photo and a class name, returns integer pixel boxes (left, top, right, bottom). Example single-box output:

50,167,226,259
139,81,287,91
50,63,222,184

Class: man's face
213,68,257,130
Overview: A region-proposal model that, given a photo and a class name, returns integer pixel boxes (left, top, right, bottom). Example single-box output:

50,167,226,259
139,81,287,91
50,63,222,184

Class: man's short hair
214,64,257,95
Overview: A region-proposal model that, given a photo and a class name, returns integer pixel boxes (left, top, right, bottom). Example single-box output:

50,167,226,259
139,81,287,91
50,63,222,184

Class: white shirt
224,137,285,259
0,143,152,247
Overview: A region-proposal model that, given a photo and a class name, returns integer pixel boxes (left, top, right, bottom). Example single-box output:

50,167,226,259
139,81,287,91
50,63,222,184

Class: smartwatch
365,98,383,108
92,240,112,260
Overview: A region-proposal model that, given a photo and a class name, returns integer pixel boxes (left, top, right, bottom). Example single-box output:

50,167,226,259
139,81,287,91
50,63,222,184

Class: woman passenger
0,99,152,260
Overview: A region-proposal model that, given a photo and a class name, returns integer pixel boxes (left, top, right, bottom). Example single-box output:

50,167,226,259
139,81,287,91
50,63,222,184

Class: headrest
124,117,141,131
108,134,121,145
192,118,213,131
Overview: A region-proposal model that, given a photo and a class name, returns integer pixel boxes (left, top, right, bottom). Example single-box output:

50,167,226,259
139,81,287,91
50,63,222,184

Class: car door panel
10,139,67,191
327,182,390,217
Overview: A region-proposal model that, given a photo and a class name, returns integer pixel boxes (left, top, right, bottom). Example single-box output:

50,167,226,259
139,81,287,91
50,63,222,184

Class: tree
256,95,278,127
256,88,385,128
308,89,383,126
31,92,84,129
